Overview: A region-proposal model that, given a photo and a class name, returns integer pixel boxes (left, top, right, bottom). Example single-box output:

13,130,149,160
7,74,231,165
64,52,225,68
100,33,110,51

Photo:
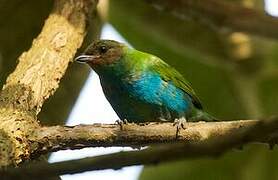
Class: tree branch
27,120,263,155
2,117,278,178
146,0,278,40
0,0,97,167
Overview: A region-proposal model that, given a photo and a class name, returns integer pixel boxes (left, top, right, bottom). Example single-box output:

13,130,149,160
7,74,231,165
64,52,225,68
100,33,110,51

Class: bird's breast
99,72,192,122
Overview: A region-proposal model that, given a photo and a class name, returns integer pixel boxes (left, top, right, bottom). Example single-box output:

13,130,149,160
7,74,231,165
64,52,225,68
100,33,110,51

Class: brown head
75,40,125,70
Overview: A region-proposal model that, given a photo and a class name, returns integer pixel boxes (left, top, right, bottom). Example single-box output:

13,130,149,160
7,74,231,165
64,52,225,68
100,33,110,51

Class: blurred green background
1,0,278,179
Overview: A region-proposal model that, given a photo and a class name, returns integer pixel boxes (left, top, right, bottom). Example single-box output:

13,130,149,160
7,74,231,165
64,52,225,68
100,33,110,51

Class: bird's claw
173,118,187,139
115,119,128,130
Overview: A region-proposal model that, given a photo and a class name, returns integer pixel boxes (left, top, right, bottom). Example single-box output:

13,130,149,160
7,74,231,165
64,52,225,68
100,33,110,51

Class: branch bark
147,0,278,40
0,0,97,167
28,120,262,154
2,117,278,178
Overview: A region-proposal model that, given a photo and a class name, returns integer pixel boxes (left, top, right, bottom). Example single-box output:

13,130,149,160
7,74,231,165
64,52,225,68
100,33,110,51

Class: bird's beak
74,55,100,63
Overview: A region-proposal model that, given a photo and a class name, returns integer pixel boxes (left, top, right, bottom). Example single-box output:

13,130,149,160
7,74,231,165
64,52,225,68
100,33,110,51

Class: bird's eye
99,45,108,54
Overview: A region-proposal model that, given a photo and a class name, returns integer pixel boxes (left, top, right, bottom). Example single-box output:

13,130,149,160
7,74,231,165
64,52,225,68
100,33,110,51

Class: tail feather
190,109,217,122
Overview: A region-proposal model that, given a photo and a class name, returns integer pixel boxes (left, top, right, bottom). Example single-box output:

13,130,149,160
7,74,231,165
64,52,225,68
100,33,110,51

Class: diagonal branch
2,117,278,178
146,0,278,40
0,0,98,167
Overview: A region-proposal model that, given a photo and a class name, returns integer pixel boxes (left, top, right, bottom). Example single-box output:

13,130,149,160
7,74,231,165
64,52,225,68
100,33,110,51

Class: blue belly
100,72,193,122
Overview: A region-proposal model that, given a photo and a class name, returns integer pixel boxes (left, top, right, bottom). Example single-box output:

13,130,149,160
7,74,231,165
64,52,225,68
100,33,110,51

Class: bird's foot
115,119,128,130
173,117,187,139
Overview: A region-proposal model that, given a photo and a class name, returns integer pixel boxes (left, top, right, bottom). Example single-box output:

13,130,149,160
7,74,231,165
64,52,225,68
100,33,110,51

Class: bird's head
75,40,126,71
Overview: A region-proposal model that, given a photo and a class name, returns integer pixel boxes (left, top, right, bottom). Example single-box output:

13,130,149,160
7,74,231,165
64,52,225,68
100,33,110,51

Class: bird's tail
190,108,217,122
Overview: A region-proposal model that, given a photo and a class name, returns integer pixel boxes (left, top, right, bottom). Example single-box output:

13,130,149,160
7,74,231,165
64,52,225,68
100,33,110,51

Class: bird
75,40,215,134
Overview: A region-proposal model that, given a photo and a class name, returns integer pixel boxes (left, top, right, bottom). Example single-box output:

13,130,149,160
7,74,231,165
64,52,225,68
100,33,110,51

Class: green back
122,47,202,109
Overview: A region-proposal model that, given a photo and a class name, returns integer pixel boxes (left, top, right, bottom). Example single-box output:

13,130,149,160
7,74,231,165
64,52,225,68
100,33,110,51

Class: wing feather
149,59,203,109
